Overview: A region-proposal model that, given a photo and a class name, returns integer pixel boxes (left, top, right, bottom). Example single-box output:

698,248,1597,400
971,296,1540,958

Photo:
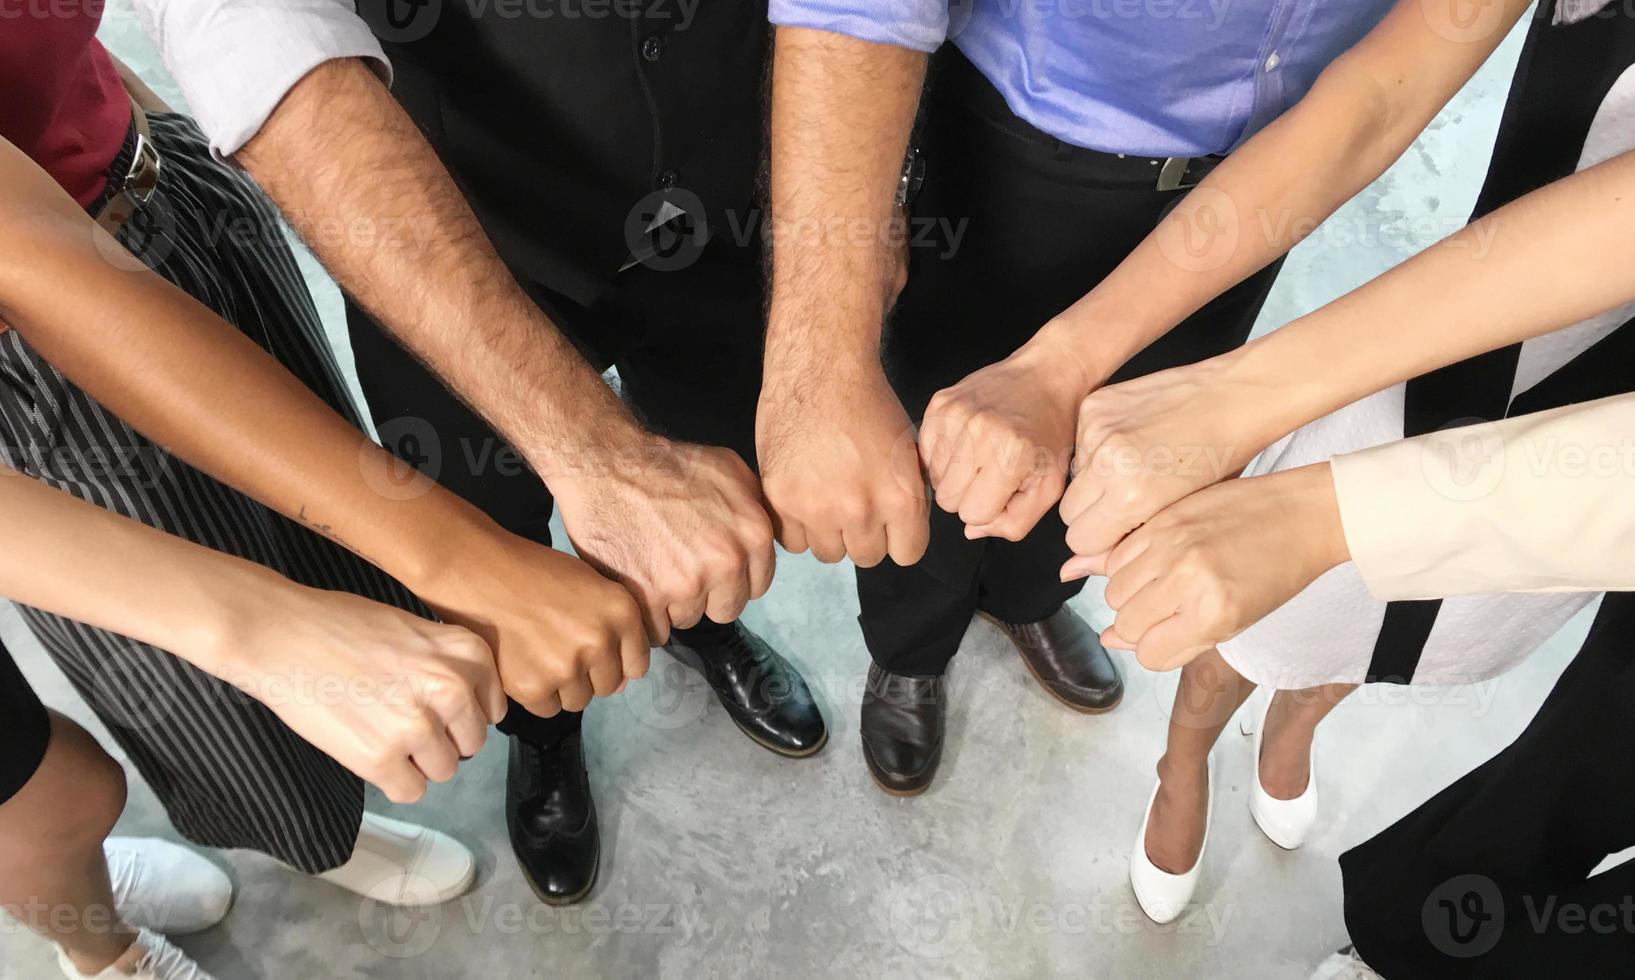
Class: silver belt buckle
1155,156,1197,192
122,132,163,206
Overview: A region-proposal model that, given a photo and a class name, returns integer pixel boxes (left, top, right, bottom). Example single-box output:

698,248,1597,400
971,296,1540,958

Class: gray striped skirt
0,112,426,873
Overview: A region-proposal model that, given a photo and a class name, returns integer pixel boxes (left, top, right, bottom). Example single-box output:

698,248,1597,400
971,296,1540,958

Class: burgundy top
0,10,131,207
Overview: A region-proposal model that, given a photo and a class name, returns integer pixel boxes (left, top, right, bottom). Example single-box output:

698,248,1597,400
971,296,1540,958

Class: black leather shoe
982,607,1123,713
860,663,946,797
665,623,828,758
506,733,598,906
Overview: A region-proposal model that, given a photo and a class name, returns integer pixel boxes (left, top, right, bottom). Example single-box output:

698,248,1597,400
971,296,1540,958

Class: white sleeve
132,0,393,158
1331,392,1635,601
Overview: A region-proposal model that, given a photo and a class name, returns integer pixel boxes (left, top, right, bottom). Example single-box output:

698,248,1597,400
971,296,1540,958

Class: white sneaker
57,928,216,980
1241,692,1319,850
1309,946,1383,979
1129,757,1213,924
315,812,475,907
104,838,233,935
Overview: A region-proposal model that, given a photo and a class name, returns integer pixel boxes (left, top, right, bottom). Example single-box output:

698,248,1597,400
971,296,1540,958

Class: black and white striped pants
0,113,426,873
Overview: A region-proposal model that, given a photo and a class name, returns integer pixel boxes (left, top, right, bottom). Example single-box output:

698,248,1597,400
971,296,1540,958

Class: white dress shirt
133,0,390,157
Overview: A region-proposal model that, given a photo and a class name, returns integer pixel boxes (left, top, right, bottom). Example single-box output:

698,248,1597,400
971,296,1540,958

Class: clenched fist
420,523,651,717
551,437,775,644
1060,357,1266,578
216,582,507,805
920,344,1086,541
757,364,929,567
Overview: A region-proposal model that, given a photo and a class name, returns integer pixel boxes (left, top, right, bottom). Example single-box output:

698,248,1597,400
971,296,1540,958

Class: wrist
1286,462,1350,574
1012,325,1104,404
163,560,289,678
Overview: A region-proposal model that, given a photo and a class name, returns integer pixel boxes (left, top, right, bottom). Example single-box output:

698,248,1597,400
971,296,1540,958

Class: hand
419,526,650,716
757,363,929,567
550,438,775,645
920,341,1088,541
1087,463,1350,672
211,582,506,805
1059,356,1264,578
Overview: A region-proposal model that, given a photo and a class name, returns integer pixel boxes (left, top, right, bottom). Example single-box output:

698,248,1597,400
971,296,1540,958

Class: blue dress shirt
769,0,1396,157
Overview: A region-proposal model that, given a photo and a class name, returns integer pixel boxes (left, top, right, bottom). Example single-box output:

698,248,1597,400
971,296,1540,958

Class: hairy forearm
0,465,297,676
236,58,643,481
1223,146,1635,449
0,142,509,600
765,28,924,379
1037,0,1529,389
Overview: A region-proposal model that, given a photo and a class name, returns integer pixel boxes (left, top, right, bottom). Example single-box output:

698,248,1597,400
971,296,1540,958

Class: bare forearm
0,143,507,599
765,28,924,380
0,465,289,676
236,59,643,480
1224,147,1635,447
1037,0,1529,389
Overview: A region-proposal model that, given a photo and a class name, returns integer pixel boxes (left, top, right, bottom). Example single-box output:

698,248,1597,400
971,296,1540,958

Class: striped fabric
0,113,427,873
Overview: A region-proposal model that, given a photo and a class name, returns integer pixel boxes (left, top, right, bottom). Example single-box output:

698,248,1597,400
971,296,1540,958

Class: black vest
357,0,769,305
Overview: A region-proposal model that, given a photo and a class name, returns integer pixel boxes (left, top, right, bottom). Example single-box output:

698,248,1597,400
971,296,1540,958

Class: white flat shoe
315,813,475,907
1129,757,1213,924
1241,692,1318,850
58,928,216,980
104,838,233,936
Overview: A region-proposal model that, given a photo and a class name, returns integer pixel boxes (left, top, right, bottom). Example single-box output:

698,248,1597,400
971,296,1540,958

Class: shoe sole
976,612,1124,715
864,757,933,797
861,735,940,797
521,837,600,908
727,714,830,759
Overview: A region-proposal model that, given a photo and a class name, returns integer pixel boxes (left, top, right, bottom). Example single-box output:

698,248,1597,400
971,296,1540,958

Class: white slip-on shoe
315,812,476,907
58,928,216,980
1241,692,1318,850
104,838,233,936
1129,757,1213,924
1309,945,1384,979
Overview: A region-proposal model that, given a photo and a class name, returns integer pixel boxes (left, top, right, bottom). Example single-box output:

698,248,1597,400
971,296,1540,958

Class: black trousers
1340,593,1635,976
347,239,766,745
0,641,50,805
859,49,1285,676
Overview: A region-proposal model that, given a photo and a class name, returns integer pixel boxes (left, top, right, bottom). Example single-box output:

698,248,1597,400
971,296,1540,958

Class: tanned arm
758,27,929,568
0,135,648,720
236,58,773,643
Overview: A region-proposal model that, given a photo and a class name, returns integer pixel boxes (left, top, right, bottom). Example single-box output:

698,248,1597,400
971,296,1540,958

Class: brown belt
92,96,163,237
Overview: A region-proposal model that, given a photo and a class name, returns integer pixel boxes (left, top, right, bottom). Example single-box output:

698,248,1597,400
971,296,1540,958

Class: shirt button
659,169,680,189
642,35,665,62
1264,51,1280,72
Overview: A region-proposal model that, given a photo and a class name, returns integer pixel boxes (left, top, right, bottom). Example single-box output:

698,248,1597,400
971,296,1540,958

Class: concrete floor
2,8,1592,979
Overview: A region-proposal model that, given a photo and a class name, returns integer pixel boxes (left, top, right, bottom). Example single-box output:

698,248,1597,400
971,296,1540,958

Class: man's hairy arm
764,27,924,380
758,27,930,567
237,59,644,479
238,58,775,641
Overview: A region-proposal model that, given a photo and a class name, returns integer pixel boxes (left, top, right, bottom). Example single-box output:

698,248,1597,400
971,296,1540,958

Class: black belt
92,97,163,236
933,46,1226,192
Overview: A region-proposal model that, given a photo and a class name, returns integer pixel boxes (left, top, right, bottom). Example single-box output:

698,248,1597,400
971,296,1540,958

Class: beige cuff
1331,393,1635,601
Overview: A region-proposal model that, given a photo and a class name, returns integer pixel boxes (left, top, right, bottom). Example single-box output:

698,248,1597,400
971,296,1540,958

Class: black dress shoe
665,623,828,758
506,733,598,906
860,663,946,797
981,606,1123,713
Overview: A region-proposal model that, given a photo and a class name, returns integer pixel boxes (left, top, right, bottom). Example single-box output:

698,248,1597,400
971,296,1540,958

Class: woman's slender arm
1092,392,1635,672
1061,146,1635,566
919,0,1533,540
0,464,500,803
0,136,648,718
